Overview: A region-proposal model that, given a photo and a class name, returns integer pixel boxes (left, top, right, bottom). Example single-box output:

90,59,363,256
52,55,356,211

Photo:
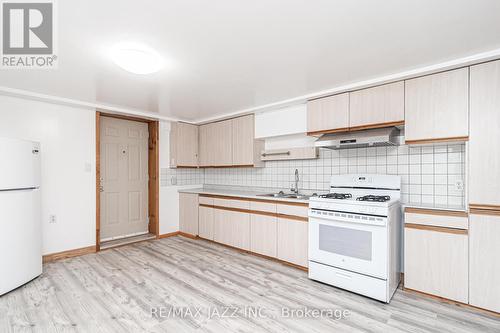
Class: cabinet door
307,93,349,134
213,208,250,250
198,206,214,240
469,61,500,207
404,226,468,303
198,124,210,166
212,120,233,166
277,218,308,267
349,82,404,128
176,123,198,167
405,68,469,143
469,213,500,313
250,214,277,257
232,115,254,166
179,193,198,236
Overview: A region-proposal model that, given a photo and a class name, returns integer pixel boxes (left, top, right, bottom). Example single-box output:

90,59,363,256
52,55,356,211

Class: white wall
0,95,96,255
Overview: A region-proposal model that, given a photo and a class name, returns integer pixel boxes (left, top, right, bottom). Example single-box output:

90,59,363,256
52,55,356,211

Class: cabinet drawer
199,196,214,205
405,210,468,229
250,201,276,213
277,204,308,218
213,198,250,210
404,227,468,303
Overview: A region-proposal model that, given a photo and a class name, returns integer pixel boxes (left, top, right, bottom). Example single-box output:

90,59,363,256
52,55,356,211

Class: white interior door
100,117,149,240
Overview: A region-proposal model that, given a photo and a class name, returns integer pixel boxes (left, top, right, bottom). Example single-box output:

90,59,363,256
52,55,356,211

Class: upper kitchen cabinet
211,119,233,166
307,93,349,135
199,120,232,167
169,122,199,168
198,123,212,166
469,60,500,208
349,82,404,130
199,115,263,167
231,115,264,167
404,68,469,144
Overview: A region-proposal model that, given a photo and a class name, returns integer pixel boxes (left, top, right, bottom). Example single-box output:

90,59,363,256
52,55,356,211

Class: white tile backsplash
162,143,466,209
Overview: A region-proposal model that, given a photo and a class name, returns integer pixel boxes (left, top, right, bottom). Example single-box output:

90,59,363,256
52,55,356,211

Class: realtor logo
1,0,57,68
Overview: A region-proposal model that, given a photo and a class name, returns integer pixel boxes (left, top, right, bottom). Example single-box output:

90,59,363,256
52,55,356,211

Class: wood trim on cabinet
348,120,405,132
43,245,96,263
200,204,309,222
307,127,350,137
470,208,500,216
176,165,199,169
199,194,309,207
404,207,468,217
469,204,500,211
306,121,404,137
405,136,469,145
404,223,468,235
403,287,500,317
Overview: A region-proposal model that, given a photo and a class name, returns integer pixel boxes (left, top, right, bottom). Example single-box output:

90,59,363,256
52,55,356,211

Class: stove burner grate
319,193,352,200
356,195,391,202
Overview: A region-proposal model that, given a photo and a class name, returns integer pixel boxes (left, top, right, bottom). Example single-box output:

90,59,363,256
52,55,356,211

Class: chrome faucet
291,169,300,194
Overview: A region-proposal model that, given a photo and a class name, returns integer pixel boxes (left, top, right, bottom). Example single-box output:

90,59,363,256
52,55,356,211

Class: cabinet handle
261,151,290,157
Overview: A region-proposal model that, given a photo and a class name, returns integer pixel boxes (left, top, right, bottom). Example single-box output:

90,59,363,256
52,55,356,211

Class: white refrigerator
0,137,42,296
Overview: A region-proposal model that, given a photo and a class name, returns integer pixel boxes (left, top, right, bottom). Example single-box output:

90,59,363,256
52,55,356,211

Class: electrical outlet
455,180,464,190
171,176,177,185
49,215,57,223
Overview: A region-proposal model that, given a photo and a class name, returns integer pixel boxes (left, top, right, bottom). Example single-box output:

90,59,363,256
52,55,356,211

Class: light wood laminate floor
1,236,498,332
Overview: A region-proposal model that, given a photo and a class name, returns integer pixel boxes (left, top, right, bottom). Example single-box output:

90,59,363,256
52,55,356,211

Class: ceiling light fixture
110,42,164,75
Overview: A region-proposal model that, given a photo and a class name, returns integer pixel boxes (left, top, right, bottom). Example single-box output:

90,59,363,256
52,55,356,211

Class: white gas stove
308,174,402,303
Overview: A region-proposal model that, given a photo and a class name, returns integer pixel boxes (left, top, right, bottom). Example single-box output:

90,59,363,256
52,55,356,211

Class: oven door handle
308,216,387,227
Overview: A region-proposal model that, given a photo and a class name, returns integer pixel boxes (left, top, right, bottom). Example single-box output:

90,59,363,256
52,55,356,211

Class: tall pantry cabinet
468,59,500,313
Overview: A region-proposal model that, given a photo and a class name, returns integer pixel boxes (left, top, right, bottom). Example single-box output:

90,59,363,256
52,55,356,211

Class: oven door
309,216,387,279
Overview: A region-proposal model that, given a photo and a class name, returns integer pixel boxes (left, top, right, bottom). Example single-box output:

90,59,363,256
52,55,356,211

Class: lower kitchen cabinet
213,208,250,250
469,213,500,313
179,193,199,236
250,214,277,257
198,205,214,240
404,226,468,303
277,218,308,267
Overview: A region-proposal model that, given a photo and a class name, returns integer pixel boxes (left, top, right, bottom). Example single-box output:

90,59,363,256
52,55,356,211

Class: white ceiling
1,0,500,122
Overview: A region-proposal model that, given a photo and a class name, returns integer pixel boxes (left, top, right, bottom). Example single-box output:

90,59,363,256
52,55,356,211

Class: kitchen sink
257,192,311,200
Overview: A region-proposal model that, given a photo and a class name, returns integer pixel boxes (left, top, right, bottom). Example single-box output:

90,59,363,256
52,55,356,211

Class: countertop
177,187,311,204
178,187,468,212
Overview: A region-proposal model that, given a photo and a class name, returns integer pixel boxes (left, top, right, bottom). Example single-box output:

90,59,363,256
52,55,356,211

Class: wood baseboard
43,245,96,263
403,287,500,317
178,232,198,239
158,231,180,239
